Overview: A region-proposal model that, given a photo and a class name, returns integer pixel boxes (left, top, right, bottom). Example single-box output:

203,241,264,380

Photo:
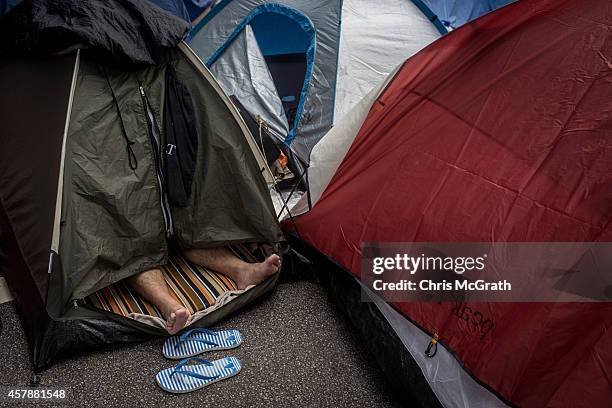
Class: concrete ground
0,281,402,407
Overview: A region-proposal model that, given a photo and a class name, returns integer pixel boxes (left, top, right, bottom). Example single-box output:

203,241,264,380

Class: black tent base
285,235,442,407
34,273,279,372
1,196,280,371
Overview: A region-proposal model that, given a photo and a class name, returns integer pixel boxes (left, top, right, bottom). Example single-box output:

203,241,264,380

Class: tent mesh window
85,244,259,318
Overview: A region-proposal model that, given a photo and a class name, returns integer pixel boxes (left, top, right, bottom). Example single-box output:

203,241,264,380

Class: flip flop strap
179,327,218,340
175,328,221,349
175,337,219,349
170,357,218,381
174,356,213,371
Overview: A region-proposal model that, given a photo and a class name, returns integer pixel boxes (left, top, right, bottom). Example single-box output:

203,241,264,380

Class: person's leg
127,268,190,335
183,247,281,290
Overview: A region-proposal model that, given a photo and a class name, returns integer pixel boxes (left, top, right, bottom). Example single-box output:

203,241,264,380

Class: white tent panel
333,0,441,123
210,24,289,136
290,64,401,216
364,280,509,408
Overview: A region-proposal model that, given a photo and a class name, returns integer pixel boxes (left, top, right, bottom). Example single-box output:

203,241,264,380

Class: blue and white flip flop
156,356,241,394
163,328,243,359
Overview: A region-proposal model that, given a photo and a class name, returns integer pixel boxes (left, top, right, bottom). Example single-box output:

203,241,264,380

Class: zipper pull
139,85,145,97
73,299,79,309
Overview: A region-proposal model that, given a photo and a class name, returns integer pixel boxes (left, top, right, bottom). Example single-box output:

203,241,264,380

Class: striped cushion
85,246,258,318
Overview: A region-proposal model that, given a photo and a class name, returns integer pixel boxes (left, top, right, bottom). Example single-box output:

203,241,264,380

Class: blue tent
421,0,515,30
189,0,445,163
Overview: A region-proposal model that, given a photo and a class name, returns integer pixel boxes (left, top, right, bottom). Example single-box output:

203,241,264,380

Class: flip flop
163,328,243,359
156,356,241,394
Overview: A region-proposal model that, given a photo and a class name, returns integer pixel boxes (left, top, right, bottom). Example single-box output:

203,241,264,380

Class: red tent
284,0,612,406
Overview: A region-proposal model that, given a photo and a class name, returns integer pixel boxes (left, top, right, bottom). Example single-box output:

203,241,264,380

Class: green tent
0,42,284,369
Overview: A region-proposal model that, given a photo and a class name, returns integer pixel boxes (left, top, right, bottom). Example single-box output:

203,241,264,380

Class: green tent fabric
0,42,284,369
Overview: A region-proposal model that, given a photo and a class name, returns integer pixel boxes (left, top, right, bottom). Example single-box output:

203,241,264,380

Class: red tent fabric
285,0,612,406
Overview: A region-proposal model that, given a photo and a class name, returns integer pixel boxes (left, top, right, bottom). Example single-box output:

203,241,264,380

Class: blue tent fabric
184,0,214,21
421,0,514,30
205,3,316,145
249,12,312,56
146,0,191,22
0,0,21,16
189,0,445,163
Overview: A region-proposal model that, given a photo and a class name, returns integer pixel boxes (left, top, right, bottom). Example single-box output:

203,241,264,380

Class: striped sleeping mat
85,246,258,318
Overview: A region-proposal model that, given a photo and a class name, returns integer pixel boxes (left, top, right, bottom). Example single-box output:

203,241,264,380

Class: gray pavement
0,281,402,407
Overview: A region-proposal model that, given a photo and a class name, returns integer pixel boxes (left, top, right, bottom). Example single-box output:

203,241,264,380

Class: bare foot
235,254,281,290
163,305,190,335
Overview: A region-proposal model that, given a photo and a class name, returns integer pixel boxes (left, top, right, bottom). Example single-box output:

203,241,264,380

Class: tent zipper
139,83,174,238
